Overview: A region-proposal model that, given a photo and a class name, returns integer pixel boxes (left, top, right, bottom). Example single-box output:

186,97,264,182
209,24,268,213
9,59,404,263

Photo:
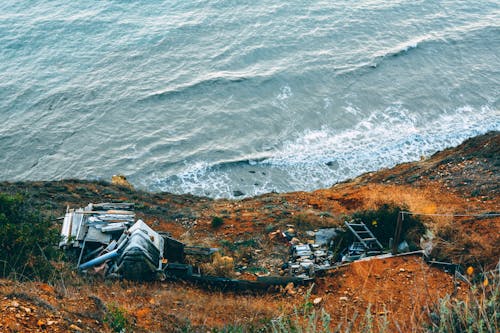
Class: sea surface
1,1,499,198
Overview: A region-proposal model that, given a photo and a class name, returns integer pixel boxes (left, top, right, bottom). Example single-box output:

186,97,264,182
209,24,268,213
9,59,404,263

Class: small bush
211,216,224,229
0,193,60,281
105,303,131,333
200,252,234,277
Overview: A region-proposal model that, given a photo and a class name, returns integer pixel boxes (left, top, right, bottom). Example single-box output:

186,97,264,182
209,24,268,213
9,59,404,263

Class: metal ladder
344,221,384,251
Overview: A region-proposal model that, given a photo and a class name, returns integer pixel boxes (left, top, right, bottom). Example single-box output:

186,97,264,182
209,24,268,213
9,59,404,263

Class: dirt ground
0,255,469,332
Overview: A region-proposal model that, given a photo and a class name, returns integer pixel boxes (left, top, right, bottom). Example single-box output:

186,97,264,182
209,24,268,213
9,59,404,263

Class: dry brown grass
200,252,235,278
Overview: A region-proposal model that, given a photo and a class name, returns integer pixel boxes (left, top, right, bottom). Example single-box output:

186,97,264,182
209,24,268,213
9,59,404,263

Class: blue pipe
78,249,120,271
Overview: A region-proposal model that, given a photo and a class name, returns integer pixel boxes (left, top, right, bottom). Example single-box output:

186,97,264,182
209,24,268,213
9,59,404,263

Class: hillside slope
0,131,498,332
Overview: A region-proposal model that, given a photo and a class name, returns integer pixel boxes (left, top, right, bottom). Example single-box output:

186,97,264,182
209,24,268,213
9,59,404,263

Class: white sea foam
156,105,499,198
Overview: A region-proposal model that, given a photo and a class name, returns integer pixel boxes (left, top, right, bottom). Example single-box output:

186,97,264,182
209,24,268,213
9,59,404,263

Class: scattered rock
268,230,283,241
69,323,83,331
284,282,296,296
233,190,245,197
339,296,349,302
111,174,133,189
313,297,322,305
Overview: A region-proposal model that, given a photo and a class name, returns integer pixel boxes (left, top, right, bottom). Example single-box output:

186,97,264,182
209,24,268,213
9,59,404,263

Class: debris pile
278,221,390,278
60,202,422,289
60,203,311,288
287,243,336,278
60,203,168,280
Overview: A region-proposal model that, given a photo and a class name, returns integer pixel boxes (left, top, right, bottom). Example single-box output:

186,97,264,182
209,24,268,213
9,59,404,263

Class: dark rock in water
315,228,338,246
233,190,245,197
326,160,339,168
248,170,256,174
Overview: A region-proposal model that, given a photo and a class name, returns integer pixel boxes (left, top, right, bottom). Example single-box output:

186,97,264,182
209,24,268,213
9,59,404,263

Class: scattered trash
314,228,337,246
284,228,338,278
397,240,410,252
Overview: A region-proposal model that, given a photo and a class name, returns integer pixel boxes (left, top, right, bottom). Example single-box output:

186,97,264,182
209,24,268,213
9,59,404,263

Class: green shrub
211,216,224,229
105,303,131,333
0,193,59,281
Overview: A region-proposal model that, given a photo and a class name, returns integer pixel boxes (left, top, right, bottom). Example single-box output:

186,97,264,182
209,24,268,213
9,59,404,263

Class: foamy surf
152,105,499,198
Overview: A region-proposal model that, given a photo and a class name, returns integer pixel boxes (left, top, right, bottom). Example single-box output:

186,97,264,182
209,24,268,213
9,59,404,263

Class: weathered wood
392,212,403,255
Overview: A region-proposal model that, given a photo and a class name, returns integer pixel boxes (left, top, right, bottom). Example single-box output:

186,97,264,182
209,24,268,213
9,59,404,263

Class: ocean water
1,1,499,198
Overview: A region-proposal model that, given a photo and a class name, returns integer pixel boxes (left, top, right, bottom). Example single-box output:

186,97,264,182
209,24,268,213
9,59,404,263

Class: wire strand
401,211,500,217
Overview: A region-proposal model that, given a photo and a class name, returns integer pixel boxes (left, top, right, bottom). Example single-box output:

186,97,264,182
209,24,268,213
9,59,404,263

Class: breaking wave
153,105,500,198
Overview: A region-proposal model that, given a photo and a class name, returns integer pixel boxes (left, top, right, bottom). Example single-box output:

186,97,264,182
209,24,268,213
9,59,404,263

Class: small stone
69,324,83,331
11,300,19,308
37,320,45,327
111,174,133,189
233,190,245,197
313,297,322,305
339,296,349,301
284,282,296,295
399,268,406,272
